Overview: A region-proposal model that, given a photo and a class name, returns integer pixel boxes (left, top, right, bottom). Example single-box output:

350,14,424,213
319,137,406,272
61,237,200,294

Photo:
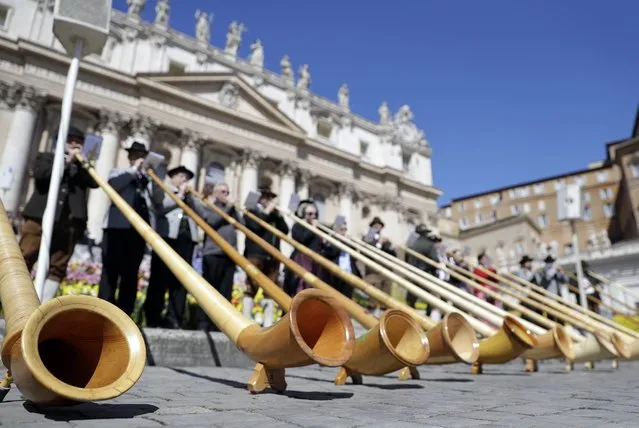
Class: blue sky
113,0,638,206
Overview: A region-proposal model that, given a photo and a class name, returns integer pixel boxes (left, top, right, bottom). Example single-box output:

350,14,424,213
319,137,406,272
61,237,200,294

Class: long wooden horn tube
588,269,639,302
486,266,638,342
238,207,478,367
278,208,537,372
565,276,637,316
382,245,625,362
401,248,577,362
325,230,580,368
465,265,634,361
79,157,355,393
0,201,146,405
336,231,623,365
486,265,638,340
181,188,429,384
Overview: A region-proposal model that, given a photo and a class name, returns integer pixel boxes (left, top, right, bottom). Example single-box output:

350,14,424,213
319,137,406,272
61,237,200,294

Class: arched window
206,161,226,185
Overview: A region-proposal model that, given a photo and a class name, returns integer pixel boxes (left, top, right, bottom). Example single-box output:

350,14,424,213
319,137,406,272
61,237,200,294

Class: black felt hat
258,183,277,198
519,255,533,265
544,255,556,263
369,216,385,228
167,166,195,180
125,141,149,154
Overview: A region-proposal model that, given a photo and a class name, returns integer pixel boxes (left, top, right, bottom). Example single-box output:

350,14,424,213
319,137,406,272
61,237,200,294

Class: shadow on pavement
23,402,159,421
170,367,354,401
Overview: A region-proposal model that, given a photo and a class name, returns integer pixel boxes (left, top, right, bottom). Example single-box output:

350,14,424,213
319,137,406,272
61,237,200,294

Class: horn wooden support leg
334,367,363,385
524,358,538,373
0,371,12,402
612,359,619,370
565,361,574,372
471,362,483,375
247,363,287,394
584,361,594,370
398,366,420,381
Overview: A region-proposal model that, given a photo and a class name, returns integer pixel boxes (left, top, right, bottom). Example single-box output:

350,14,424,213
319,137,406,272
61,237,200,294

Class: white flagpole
34,39,84,300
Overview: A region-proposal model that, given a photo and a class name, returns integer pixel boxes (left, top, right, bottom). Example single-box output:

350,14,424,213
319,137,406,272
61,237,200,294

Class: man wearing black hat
406,224,440,309
362,216,397,311
98,141,164,316
19,126,98,302
144,165,199,328
243,184,289,316
516,255,543,318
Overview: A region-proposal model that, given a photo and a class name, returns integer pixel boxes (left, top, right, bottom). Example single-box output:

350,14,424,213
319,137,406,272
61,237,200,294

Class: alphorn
484,268,639,362
564,276,638,317
178,186,429,385
324,228,579,371
403,248,627,369
587,269,639,303
454,262,634,364
349,236,627,368
499,269,639,339
278,208,539,374
78,156,356,393
0,200,146,405
234,200,480,374
399,248,576,370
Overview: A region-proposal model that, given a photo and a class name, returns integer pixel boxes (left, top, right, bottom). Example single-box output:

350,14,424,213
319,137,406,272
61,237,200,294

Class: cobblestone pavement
1,361,637,427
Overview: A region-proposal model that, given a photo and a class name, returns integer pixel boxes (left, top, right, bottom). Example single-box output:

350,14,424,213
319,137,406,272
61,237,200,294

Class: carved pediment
139,73,303,134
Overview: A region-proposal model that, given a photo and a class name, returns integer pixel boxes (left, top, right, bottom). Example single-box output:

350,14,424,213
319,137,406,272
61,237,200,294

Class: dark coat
407,235,438,275
283,222,323,296
243,206,289,259
320,241,361,297
22,153,98,223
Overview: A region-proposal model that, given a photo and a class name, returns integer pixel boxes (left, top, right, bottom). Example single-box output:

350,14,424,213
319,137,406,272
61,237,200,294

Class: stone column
338,183,355,228
128,113,157,149
279,160,297,256
279,161,297,213
381,195,401,245
0,83,45,216
179,130,202,183
87,109,126,242
297,169,311,200
239,148,262,206
238,149,262,254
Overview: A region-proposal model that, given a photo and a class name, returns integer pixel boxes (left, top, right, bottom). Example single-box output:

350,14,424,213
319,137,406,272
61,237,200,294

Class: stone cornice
2,34,440,201
109,9,389,136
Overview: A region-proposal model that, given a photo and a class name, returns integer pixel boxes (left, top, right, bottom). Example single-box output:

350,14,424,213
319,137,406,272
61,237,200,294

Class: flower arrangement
52,257,282,328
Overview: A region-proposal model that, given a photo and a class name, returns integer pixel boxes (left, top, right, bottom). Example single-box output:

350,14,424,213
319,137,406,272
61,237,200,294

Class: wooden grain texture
78,158,356,391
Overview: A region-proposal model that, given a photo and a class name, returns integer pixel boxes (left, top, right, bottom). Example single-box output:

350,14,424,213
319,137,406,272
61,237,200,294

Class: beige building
439,161,620,263
0,1,440,250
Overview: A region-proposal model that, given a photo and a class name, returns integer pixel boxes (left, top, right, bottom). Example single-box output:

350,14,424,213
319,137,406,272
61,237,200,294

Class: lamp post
557,184,587,309
33,0,112,299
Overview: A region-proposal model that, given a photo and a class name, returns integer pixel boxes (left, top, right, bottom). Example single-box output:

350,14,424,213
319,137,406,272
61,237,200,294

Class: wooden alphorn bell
234,193,481,379
183,187,429,386
324,228,579,374
484,268,639,364
339,232,628,371
279,206,539,374
399,248,577,373
79,157,356,394
499,269,639,340
0,199,146,405
456,263,633,369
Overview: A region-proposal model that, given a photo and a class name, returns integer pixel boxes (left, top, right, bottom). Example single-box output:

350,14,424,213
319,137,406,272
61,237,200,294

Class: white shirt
338,251,352,273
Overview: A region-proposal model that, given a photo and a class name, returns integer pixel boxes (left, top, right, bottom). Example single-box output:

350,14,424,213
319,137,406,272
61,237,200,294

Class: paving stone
1,360,637,426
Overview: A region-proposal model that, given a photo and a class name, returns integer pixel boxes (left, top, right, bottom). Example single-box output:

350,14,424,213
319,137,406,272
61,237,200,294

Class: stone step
0,318,370,369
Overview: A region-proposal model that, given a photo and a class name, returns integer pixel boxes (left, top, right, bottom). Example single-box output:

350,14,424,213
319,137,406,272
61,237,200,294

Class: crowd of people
14,129,603,333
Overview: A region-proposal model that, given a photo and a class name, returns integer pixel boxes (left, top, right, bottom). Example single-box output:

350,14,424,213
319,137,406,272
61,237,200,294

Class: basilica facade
0,0,440,247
